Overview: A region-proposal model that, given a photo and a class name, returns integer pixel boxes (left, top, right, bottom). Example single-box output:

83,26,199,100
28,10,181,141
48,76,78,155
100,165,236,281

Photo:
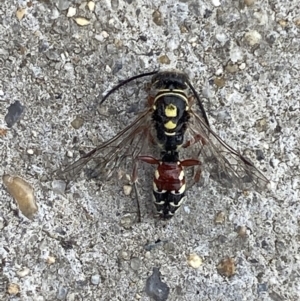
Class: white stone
67,7,76,17
244,30,262,46
88,1,95,11
212,0,221,7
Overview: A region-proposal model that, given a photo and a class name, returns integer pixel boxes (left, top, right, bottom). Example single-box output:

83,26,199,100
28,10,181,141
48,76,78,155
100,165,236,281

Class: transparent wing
58,107,154,181
186,109,269,191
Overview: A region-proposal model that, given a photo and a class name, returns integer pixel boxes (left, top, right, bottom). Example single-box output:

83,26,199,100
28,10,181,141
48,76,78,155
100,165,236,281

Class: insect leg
133,181,141,223
182,133,207,148
193,164,202,183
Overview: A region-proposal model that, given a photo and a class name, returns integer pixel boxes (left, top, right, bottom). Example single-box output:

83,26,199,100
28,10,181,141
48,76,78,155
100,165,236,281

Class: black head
151,70,189,90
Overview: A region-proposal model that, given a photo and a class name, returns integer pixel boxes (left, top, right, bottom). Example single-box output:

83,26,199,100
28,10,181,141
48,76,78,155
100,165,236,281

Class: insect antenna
186,80,210,127
100,70,160,105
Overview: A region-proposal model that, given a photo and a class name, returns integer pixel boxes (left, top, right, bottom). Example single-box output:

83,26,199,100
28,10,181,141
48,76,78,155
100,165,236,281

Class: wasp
59,70,269,220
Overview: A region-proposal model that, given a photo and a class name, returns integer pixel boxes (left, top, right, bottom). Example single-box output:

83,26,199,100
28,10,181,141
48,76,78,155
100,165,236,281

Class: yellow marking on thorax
164,120,177,130
165,103,177,117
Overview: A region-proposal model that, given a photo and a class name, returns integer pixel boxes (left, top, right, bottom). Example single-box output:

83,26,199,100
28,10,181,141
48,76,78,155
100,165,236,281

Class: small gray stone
111,0,119,10
5,101,25,128
71,116,84,129
120,213,135,229
91,274,100,285
57,0,71,11
51,180,67,195
130,257,141,271
145,267,169,301
57,286,68,300
46,51,61,62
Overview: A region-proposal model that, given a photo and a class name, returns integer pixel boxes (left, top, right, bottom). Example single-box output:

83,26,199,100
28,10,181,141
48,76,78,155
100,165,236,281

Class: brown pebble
217,257,236,277
7,283,20,295
3,175,37,219
214,211,226,224
214,77,226,88
0,128,8,136
244,0,255,6
152,10,163,26
158,55,171,64
71,116,84,129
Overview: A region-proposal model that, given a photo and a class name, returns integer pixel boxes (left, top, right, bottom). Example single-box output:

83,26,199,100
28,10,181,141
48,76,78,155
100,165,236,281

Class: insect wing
58,107,154,181
187,110,269,191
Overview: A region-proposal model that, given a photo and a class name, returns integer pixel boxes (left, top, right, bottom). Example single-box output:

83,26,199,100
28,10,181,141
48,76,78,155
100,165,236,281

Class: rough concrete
0,0,299,300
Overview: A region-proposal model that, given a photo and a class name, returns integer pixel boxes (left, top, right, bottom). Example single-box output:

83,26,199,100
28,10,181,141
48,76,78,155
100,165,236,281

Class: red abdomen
154,162,185,193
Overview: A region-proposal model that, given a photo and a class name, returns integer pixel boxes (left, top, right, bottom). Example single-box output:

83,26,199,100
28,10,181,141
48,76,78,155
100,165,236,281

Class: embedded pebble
278,19,288,28
215,33,228,44
237,225,249,237
152,10,163,26
17,267,30,277
67,150,73,158
130,257,141,271
51,180,67,195
88,1,95,11
212,0,221,7
71,116,84,129
217,257,236,277
46,50,60,62
215,68,223,76
27,149,34,155
226,63,239,73
3,175,38,219
187,254,203,269
91,274,100,285
158,55,170,64
294,19,300,27
214,77,226,87
120,213,135,228
0,128,8,136
46,256,56,265
239,62,246,70
105,65,112,73
244,30,262,46
254,11,268,26
163,242,175,253
5,100,25,128
16,8,26,20
57,286,68,300
244,0,255,5
7,283,20,295
120,250,130,261
123,185,132,196
214,211,226,224
67,7,76,17
145,267,170,301
255,118,267,132
111,0,119,10
57,0,71,11
230,47,243,63
74,17,90,26
101,31,109,38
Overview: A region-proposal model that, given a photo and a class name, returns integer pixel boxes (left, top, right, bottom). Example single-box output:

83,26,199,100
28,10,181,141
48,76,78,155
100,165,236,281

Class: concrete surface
0,0,300,300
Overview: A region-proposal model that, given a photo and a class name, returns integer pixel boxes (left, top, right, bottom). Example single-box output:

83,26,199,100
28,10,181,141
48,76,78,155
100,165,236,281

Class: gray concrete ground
1,0,300,300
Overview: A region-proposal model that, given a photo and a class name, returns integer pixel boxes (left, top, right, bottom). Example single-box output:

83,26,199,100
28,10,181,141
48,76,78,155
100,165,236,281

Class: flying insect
59,70,269,220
